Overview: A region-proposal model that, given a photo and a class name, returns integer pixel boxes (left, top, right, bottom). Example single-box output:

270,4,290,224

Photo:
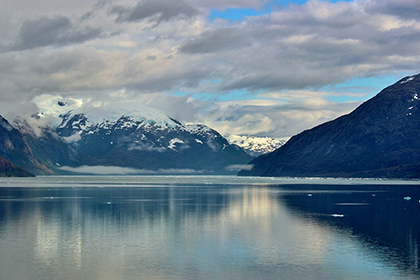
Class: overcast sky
0,0,419,138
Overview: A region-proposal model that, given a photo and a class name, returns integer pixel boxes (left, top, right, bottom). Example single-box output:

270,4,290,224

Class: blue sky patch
324,73,410,103
210,8,269,22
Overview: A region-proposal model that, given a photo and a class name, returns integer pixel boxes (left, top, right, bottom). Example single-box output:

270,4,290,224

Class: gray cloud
111,0,200,25
178,0,420,92
189,0,268,10
365,0,420,20
180,28,252,54
10,16,102,51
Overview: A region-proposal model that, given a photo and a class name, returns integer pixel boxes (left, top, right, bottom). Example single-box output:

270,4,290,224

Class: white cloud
196,91,361,138
59,165,204,174
59,165,150,175
225,164,254,172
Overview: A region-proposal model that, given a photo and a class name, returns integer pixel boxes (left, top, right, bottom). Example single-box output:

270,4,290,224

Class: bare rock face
239,74,420,178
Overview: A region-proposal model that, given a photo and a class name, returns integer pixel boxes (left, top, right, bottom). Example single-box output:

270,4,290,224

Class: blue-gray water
0,176,419,280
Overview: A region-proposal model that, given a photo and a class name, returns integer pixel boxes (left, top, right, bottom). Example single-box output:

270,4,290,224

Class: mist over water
0,176,419,280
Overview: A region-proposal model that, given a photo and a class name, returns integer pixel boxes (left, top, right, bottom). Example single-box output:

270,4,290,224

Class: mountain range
239,73,420,178
0,104,253,176
2,73,420,178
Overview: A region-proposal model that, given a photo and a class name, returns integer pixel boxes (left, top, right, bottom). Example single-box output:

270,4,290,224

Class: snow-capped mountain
45,105,252,174
227,135,287,156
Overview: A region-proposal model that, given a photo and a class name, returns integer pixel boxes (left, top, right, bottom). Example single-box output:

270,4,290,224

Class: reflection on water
0,177,419,280
281,184,420,277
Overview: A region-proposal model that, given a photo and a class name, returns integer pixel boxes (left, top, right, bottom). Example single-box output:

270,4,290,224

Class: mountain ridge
18,106,253,175
239,73,420,178
0,115,52,175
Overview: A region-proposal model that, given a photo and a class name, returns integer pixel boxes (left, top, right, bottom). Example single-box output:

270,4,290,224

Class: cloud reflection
0,183,418,279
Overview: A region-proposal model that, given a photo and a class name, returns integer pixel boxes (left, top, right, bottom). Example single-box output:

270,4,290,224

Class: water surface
0,176,419,280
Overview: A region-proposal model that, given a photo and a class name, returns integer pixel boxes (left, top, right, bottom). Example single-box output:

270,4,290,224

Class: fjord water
0,176,419,280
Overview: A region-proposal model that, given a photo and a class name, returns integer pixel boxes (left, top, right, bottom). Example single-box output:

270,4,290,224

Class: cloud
0,0,420,139
59,165,204,174
225,164,254,172
190,0,269,10
111,0,200,25
365,0,420,20
59,165,154,175
198,90,362,138
180,28,252,53
179,0,420,92
9,16,102,51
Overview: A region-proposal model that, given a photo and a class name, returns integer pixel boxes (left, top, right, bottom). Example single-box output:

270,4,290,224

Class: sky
0,0,419,139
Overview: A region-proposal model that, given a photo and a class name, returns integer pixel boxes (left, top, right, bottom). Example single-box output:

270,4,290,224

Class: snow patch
63,133,81,143
168,138,185,150
400,76,415,84
227,135,288,156
37,98,183,130
186,124,213,135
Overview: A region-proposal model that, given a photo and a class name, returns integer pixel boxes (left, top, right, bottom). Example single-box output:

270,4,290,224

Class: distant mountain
239,73,420,178
51,106,252,174
227,135,287,156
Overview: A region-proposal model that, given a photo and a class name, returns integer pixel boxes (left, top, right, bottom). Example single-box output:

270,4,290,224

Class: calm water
0,176,419,280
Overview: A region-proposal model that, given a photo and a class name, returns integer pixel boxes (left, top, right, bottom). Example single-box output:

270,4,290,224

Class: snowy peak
56,107,185,139
32,95,182,131
227,135,287,156
15,97,253,174
50,108,252,173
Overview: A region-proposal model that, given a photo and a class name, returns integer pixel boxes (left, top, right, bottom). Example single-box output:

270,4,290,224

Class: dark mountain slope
15,120,79,172
239,74,420,178
0,156,35,177
0,115,51,175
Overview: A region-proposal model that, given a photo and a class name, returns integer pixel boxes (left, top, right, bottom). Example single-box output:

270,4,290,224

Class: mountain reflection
279,184,420,277
0,183,419,279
